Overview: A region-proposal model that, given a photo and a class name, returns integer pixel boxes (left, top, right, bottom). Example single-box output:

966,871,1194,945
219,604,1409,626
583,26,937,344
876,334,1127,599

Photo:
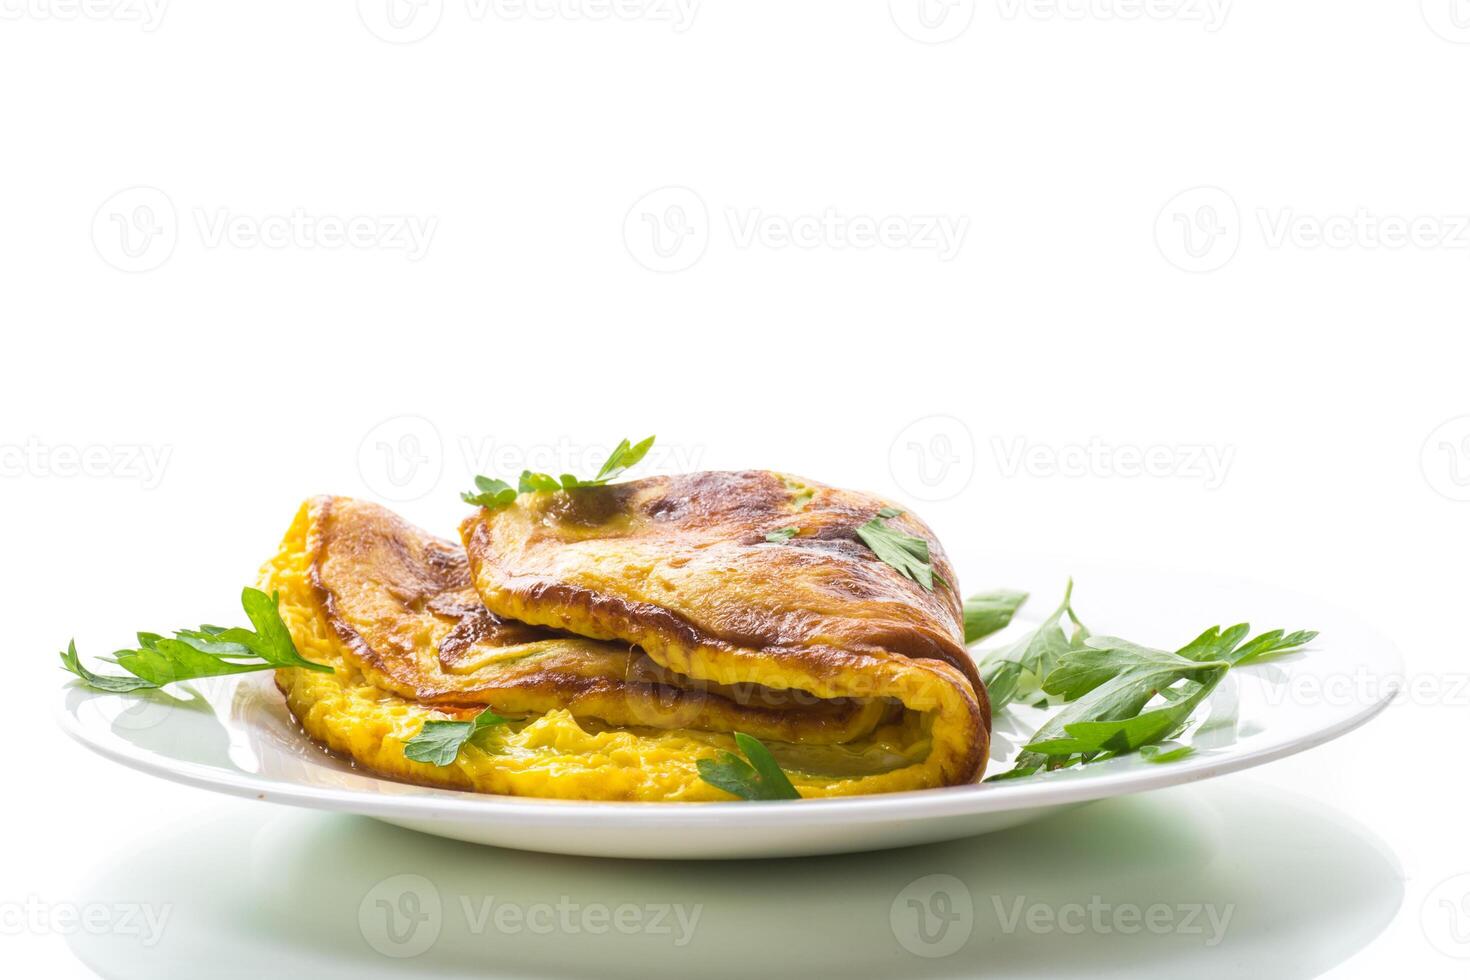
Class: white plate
57,564,1401,859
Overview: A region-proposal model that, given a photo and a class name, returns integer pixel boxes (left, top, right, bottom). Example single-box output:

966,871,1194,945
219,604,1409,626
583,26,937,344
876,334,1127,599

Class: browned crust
473,556,989,732
460,471,984,691
297,496,884,742
307,497,539,675
459,471,991,782
466,557,986,783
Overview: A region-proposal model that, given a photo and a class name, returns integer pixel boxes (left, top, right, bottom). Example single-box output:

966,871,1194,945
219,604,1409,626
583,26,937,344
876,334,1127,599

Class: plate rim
56,661,1400,830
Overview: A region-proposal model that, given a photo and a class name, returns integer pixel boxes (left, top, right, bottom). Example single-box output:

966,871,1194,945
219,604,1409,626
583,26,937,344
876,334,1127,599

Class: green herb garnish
854,508,949,593
403,708,508,767
764,527,799,543
60,588,333,691
991,623,1317,779
962,588,1029,644
973,580,1086,712
463,436,656,508
696,732,801,801
462,476,517,508
59,640,156,693
1140,744,1195,764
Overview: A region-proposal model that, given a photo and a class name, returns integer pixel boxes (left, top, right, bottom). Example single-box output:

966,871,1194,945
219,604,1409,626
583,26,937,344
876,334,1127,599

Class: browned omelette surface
460,471,989,789
280,496,881,740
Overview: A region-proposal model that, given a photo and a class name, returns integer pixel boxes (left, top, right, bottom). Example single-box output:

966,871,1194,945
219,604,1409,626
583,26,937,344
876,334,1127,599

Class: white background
3,1,1468,976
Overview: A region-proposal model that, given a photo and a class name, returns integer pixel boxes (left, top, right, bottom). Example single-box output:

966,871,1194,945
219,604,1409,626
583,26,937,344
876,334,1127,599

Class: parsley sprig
1141,744,1195,764
696,732,801,801
404,708,508,766
462,436,656,508
972,580,1087,713
855,507,951,593
60,588,333,691
962,588,1030,645
989,613,1317,780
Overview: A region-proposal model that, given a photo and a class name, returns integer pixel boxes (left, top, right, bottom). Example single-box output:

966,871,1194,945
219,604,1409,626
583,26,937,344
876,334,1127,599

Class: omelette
268,475,988,801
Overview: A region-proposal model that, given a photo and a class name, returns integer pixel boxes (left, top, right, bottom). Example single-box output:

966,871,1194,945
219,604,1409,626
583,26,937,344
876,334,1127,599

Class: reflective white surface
62,780,1403,979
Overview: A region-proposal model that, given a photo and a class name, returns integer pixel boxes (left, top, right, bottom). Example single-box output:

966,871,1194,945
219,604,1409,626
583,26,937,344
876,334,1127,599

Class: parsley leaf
1140,744,1195,764
517,471,563,493
586,436,656,485
991,622,1316,780
696,732,801,801
973,580,1086,712
59,640,156,693
1021,672,1225,762
464,435,656,508
1217,628,1323,667
963,588,1029,644
462,476,517,508
854,509,949,593
1038,634,1213,703
986,764,1045,782
60,588,334,691
206,588,331,670
403,708,508,767
764,527,799,543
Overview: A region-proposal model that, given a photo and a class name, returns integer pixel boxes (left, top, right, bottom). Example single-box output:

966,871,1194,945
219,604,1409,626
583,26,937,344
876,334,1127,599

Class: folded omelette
268,473,988,801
